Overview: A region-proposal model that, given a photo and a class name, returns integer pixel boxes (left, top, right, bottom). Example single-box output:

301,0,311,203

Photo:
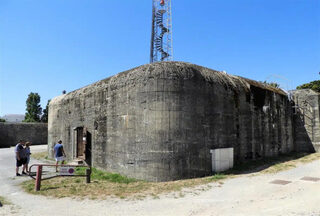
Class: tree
262,81,280,88
297,80,320,93
41,100,51,123
0,118,5,122
24,92,42,122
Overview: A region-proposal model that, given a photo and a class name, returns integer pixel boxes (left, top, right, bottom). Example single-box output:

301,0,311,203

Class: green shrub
297,80,320,93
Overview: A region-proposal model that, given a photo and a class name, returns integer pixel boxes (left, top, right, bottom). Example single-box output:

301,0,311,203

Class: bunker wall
48,62,294,181
0,123,48,148
291,89,320,152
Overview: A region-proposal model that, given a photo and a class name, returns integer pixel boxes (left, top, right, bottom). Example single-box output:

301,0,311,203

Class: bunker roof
51,61,287,105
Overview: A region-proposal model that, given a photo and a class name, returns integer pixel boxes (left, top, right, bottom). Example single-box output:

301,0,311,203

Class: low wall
0,123,48,148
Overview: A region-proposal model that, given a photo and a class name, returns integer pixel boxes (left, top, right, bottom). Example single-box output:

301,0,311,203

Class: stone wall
291,89,320,152
48,62,294,182
0,123,48,148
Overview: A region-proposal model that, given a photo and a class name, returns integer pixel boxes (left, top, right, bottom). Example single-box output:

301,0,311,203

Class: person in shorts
54,140,66,172
25,142,32,173
15,140,27,176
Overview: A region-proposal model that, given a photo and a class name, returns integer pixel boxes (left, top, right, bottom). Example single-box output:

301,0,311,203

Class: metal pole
35,165,42,191
150,1,156,63
86,168,91,183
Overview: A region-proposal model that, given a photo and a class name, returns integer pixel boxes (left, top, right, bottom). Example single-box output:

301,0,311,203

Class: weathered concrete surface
0,123,48,148
48,61,294,181
1,145,320,216
291,89,320,152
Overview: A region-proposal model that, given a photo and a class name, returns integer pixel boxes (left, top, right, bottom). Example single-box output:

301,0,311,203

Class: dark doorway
76,127,92,166
76,127,85,159
85,131,92,166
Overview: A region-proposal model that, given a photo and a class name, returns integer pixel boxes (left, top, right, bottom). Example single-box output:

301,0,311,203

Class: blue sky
0,0,319,116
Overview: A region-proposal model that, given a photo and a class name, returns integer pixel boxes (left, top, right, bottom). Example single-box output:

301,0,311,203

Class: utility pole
150,0,173,63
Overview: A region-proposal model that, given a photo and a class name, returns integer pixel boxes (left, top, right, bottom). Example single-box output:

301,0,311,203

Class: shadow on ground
224,152,314,175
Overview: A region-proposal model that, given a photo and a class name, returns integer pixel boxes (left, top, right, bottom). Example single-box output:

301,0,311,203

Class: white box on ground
210,148,234,173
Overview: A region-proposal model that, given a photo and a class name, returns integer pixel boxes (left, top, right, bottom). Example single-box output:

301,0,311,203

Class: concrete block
220,160,230,171
221,149,229,159
210,148,234,173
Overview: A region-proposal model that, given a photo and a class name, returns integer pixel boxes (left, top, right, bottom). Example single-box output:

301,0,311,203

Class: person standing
25,142,32,173
15,140,27,176
54,140,66,172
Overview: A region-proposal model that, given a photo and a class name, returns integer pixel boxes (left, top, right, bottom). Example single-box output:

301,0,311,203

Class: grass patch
21,168,226,200
75,167,137,184
0,196,12,206
227,152,320,175
207,174,226,181
22,152,320,200
260,152,320,174
31,151,50,161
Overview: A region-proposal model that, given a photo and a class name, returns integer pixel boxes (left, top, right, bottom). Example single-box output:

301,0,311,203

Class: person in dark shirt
54,140,66,172
15,140,27,176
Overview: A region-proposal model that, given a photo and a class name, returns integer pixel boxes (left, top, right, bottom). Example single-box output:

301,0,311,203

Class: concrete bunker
48,61,296,181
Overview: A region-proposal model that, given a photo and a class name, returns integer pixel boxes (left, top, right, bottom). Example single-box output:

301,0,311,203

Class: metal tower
150,0,173,63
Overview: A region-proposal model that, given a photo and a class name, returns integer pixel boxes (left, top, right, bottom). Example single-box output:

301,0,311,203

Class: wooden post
35,165,43,191
86,168,91,183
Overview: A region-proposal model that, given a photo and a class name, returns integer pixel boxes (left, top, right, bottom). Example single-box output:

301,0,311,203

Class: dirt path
1,145,320,216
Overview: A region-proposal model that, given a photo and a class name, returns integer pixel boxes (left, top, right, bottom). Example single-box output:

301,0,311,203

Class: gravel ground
1,145,320,216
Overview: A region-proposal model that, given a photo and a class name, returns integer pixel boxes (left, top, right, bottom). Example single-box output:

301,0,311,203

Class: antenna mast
150,0,173,63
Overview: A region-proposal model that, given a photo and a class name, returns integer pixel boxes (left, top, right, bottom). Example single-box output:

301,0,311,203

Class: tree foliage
296,80,320,93
0,118,5,122
262,81,280,88
41,100,51,123
24,92,42,122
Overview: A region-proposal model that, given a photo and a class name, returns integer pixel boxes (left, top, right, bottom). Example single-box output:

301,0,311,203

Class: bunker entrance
75,127,92,166
85,131,92,166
